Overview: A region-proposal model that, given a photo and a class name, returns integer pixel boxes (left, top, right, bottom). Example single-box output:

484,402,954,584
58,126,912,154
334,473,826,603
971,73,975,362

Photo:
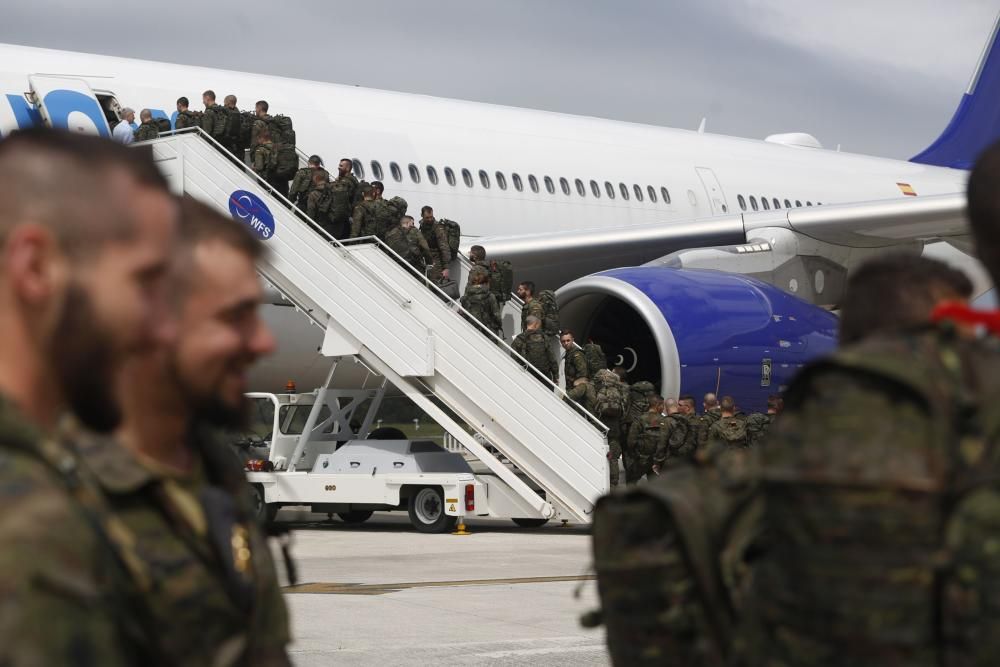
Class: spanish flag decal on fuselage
897,182,917,196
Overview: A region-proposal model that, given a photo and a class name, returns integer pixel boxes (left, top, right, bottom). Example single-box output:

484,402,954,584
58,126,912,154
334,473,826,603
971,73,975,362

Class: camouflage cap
631,381,655,395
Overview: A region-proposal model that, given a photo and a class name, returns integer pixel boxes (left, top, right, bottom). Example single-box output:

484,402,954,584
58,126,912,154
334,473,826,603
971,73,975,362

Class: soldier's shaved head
470,245,486,262
202,90,216,102
839,254,973,345
720,396,736,415
140,109,152,122
678,395,696,414
224,94,236,106
704,392,719,409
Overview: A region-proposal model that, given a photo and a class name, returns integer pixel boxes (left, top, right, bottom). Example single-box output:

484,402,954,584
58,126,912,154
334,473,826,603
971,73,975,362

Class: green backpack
224,107,243,145
589,452,760,666
583,342,606,378
715,417,748,449
743,413,772,447
536,290,560,336
389,196,408,217
438,219,461,257
490,260,514,303
593,370,626,420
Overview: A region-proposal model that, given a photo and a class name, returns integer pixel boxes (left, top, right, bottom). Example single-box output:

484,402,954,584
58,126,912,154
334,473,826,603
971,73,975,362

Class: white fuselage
0,43,968,245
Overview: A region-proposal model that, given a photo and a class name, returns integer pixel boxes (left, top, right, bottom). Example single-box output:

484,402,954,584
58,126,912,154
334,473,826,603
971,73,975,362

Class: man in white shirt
112,108,136,144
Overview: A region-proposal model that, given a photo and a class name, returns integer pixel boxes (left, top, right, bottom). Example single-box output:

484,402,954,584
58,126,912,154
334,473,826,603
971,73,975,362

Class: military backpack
265,115,298,179
461,287,501,333
743,412,772,447
536,290,560,337
224,107,243,146
438,218,461,257
389,196,408,217
521,332,553,376
713,417,748,450
593,370,626,420
491,260,514,303
239,112,255,152
583,342,606,378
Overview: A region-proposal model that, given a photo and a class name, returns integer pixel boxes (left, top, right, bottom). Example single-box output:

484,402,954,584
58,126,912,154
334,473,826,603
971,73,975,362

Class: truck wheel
408,487,457,534
512,518,550,528
337,510,374,524
251,483,278,524
368,427,406,439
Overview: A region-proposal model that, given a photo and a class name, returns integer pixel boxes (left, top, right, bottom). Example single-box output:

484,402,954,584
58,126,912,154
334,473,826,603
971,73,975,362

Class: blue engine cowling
557,267,839,413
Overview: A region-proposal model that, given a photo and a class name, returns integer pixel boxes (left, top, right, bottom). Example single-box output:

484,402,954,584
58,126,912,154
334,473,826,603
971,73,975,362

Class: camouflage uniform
328,173,360,239
201,103,228,144
0,401,142,664
622,381,653,475
385,224,433,273
175,109,200,131
512,330,557,382
134,120,160,142
461,283,502,335
564,346,589,391
705,414,749,458
744,412,773,447
351,199,377,238
594,370,628,487
736,326,1000,665
250,115,272,150
520,298,544,334
75,426,292,666
420,220,452,282
251,141,274,181
626,410,667,482
289,167,321,208
567,379,597,414
662,413,696,468
306,181,335,235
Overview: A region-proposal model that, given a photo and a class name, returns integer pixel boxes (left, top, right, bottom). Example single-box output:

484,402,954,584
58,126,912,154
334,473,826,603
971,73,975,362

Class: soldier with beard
0,129,179,664
73,197,291,666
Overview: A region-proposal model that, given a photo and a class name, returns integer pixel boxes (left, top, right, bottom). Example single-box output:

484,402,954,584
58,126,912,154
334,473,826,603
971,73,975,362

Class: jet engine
557,267,838,412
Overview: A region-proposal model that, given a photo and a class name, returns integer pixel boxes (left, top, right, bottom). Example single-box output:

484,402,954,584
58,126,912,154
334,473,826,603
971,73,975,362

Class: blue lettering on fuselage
39,89,110,137
5,94,41,129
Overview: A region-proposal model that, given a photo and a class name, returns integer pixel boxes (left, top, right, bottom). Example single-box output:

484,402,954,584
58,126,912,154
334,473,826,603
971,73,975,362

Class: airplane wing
467,193,967,289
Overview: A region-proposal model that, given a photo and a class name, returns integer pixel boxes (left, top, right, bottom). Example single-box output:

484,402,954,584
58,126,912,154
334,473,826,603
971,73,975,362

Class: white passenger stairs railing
147,129,609,524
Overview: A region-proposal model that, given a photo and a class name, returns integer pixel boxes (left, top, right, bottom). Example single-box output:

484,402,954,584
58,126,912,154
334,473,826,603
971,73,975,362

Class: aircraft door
27,75,111,138
695,167,729,215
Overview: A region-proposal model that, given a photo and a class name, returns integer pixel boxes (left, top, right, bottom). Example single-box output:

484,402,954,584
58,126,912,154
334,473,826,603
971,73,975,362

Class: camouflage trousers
626,453,655,484
608,437,622,487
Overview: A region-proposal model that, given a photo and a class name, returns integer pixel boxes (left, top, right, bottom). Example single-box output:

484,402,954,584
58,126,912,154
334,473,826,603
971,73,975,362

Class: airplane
0,14,995,411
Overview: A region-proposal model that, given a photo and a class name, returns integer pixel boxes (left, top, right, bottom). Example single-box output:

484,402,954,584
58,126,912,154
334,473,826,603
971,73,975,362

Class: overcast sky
1,0,995,159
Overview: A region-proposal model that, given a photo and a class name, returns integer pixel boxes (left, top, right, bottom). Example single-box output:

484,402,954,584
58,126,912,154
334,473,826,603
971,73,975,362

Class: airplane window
806,201,813,206
512,173,523,191
352,159,364,179
795,200,802,207
575,178,586,197
605,181,615,199
559,177,571,196
761,197,770,210
817,202,822,206
783,198,791,208
479,170,491,189
544,176,555,194
529,175,539,193
661,187,671,204
390,162,402,182
427,165,439,185
772,198,780,209
444,167,456,186
371,160,383,181
647,186,657,203
619,183,630,200
408,164,421,183
496,171,507,190
462,168,474,187
591,180,601,198
633,184,643,202
750,196,759,211
738,194,746,211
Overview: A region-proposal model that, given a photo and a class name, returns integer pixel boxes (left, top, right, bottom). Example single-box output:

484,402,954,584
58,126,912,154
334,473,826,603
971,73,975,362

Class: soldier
200,89,227,145
517,281,544,334
420,205,452,282
704,395,748,456
251,128,275,182
174,96,199,130
560,329,589,392
133,108,160,142
305,170,335,234
222,94,243,156
468,244,490,284
677,394,707,452
0,129,179,663
350,182,375,237
329,158,361,239
703,392,721,419
512,316,557,383
653,398,692,473
626,396,667,482
251,100,272,149
291,155,325,209
385,215,434,274
594,369,628,487
745,394,781,447
734,148,1000,663
460,266,502,335
568,376,596,413
74,197,291,665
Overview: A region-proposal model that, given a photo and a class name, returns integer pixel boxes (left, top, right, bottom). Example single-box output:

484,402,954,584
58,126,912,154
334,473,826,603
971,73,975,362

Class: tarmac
274,510,609,666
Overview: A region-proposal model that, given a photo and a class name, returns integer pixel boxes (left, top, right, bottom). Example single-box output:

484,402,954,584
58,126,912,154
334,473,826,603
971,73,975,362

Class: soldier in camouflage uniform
200,89,228,145
512,316,557,383
329,158,361,239
560,329,589,391
73,197,291,666
621,380,654,480
385,214,434,274
0,129,180,663
289,155,324,208
461,266,502,335
594,369,628,487
653,398,692,473
705,395,748,457
175,96,200,130
626,396,668,482
702,392,721,425
251,129,275,183
420,205,453,283
568,376,597,413
745,394,782,447
133,108,160,142
517,281,544,334
350,182,375,237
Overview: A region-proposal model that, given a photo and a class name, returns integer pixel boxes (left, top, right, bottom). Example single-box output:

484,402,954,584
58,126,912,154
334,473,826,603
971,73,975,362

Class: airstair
147,130,609,523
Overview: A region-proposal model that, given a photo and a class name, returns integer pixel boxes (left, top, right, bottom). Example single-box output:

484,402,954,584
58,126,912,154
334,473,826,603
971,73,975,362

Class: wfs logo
228,190,275,240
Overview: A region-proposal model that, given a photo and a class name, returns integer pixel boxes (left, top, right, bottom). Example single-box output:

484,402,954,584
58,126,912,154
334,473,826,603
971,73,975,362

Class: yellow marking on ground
284,574,595,595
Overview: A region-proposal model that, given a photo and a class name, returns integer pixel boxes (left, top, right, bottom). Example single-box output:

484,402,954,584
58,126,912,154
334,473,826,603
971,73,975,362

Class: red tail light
465,484,475,512
245,459,274,472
